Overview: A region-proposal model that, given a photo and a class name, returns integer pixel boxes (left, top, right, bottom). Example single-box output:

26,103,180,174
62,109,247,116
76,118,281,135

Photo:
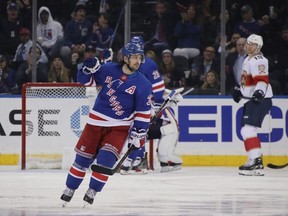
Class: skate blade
83,202,90,208
120,170,131,175
120,168,148,175
62,201,68,208
83,201,91,208
239,169,264,176
131,169,148,175
161,165,182,173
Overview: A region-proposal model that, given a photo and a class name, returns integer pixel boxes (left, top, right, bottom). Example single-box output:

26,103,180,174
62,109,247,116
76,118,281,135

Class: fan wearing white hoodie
37,6,64,60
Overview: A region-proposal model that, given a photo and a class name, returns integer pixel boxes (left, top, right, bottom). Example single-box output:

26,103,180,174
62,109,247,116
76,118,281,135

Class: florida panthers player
232,34,273,176
60,42,152,207
120,36,183,174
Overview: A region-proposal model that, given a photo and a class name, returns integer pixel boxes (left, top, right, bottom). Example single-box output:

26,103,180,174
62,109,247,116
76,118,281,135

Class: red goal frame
21,82,83,170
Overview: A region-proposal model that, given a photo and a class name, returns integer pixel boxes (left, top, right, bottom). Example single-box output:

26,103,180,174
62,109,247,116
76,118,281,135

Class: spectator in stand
17,0,32,29
15,46,49,93
0,54,17,94
0,2,24,58
48,55,70,83
115,48,122,63
225,37,247,91
158,49,186,88
267,25,288,95
187,45,220,87
225,37,247,94
217,32,241,54
60,2,92,61
11,28,48,71
200,70,220,95
143,0,177,58
70,44,96,82
89,12,114,60
37,6,64,61
145,50,158,64
233,5,266,38
173,3,201,62
184,67,201,89
204,9,234,49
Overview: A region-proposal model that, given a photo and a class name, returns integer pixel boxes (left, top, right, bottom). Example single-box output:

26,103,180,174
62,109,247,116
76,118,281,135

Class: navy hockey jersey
77,62,153,131
140,57,165,104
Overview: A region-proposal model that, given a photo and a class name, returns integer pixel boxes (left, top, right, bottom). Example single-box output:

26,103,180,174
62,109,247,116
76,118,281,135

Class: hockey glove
252,89,264,103
128,128,147,149
232,85,242,103
82,57,101,75
101,48,113,64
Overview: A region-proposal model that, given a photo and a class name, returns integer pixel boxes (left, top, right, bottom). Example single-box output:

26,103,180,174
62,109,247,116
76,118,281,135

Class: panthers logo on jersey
258,64,266,74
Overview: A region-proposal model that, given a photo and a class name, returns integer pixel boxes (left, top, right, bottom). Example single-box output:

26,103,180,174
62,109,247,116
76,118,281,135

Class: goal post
21,82,98,170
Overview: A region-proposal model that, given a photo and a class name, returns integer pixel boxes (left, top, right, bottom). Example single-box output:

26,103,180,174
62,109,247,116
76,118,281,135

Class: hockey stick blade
267,163,288,169
90,145,134,175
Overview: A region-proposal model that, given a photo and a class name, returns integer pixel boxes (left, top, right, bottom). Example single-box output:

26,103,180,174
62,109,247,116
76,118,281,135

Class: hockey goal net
21,82,157,170
21,83,98,169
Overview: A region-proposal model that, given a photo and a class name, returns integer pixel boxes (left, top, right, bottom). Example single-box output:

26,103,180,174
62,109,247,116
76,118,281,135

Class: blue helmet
122,42,144,63
130,36,144,49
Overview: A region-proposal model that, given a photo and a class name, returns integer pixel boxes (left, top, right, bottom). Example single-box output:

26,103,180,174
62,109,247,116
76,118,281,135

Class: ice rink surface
0,166,287,216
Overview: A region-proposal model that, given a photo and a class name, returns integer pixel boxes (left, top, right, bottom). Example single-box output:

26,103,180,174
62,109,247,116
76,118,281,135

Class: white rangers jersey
240,53,273,99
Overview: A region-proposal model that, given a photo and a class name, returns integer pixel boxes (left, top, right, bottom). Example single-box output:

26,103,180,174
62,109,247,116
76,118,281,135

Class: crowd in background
0,0,288,95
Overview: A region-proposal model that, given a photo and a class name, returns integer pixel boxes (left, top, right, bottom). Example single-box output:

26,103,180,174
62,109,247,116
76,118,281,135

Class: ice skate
83,188,97,207
160,162,182,173
129,166,148,175
138,153,148,169
130,157,148,175
119,158,132,175
60,187,75,207
239,157,264,176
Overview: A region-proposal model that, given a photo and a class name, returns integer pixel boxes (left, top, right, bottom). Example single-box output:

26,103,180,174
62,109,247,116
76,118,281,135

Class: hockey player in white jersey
232,34,273,176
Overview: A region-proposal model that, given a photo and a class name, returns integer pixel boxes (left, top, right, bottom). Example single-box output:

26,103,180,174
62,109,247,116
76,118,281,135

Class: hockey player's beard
127,64,139,73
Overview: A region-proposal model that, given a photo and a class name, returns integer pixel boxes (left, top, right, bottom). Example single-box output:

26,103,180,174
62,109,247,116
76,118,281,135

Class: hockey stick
267,163,288,169
182,87,194,96
90,89,178,175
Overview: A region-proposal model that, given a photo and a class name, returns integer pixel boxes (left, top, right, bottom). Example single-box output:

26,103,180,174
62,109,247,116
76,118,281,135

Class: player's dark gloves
252,89,264,102
232,85,242,103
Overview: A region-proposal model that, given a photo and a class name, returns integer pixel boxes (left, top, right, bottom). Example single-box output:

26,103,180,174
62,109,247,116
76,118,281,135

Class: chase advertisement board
0,96,287,157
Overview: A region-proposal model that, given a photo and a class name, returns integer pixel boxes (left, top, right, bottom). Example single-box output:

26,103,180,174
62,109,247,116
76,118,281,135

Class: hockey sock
89,149,116,192
66,154,94,190
244,137,261,159
136,146,145,158
127,146,145,161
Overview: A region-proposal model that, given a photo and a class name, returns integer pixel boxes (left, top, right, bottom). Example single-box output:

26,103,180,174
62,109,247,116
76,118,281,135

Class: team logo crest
80,145,86,152
120,74,128,81
258,64,266,74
